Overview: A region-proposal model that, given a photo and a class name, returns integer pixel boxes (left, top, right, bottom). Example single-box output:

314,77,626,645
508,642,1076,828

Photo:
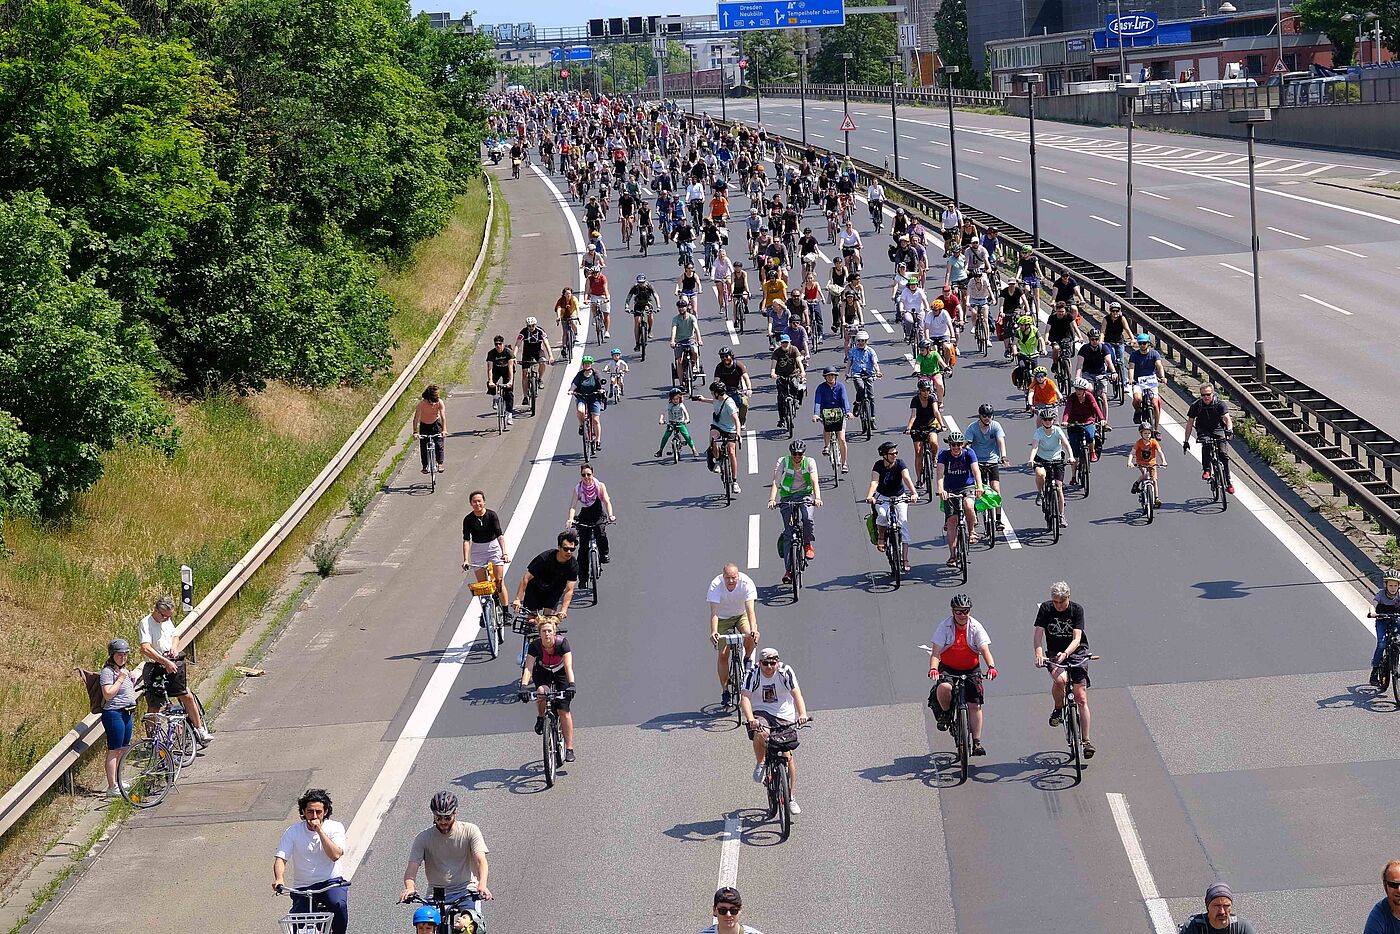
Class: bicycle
717,631,748,727
1066,423,1094,498
276,880,350,934
580,400,601,463
910,429,936,504
118,707,191,807
851,375,875,441
523,363,543,418
621,213,634,250
1040,655,1100,783
733,293,748,334
1137,464,1164,523
560,317,577,364
873,492,912,588
981,484,998,548
589,296,607,346
467,562,507,660
973,309,989,356
1200,433,1233,510
936,672,975,785
777,377,800,438
1052,338,1074,389
779,496,812,600
511,157,521,180
606,371,624,404
1040,458,1067,543
712,431,738,505
572,517,611,606
750,717,813,842
400,889,484,934
520,684,571,788
492,386,508,435
414,433,442,494
1367,612,1400,703
821,423,842,487
942,491,972,584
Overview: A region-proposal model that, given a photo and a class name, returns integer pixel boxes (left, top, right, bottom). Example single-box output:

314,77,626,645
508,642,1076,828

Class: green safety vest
779,456,818,497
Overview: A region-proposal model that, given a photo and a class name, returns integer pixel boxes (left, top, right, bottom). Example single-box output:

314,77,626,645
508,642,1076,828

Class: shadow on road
637,707,742,734
1318,682,1397,713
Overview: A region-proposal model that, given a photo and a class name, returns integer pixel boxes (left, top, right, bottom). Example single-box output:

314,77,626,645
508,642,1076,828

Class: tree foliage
810,0,898,84
740,31,797,82
934,0,981,89
1296,0,1359,64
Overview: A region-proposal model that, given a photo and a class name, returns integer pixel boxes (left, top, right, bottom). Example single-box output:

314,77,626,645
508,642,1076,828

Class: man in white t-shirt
698,886,764,934
921,301,955,348
893,276,930,334
274,788,349,934
740,647,811,812
137,594,212,745
707,564,761,706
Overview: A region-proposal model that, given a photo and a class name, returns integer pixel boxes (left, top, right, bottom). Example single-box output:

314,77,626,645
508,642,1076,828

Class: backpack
76,667,104,715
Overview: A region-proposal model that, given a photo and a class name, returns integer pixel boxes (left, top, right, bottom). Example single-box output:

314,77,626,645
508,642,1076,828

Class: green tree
810,0,898,84
739,31,797,82
1296,0,1360,64
934,0,980,89
398,11,497,183
1380,0,1400,57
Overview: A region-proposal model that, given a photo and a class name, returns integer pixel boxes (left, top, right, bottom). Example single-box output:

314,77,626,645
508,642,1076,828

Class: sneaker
804,543,815,560
600,555,610,564
1131,479,1142,494
1226,484,1235,494
789,800,802,815
654,450,664,458
1371,666,1383,687
194,729,212,748
934,709,950,731
1035,492,1043,507
503,423,511,431
603,331,610,339
534,717,544,735
1132,410,1142,424
1154,498,1162,507
971,741,987,757
579,425,585,436
1090,450,1099,462
103,786,122,799
1202,470,1211,481
782,572,792,584
996,516,1005,531
753,762,765,785
1083,741,1096,760
1060,518,1069,528
732,483,741,493
1048,706,1063,727
564,748,575,763
840,464,849,474
722,689,732,707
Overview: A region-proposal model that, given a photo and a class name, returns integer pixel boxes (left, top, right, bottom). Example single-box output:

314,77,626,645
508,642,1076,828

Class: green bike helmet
581,355,595,364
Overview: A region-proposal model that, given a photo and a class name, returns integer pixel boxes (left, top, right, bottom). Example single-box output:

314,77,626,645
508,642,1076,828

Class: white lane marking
904,352,917,372
1089,214,1122,227
921,161,941,169
861,145,880,152
1107,793,1176,934
869,308,896,333
1141,190,1171,200
1197,206,1234,218
1042,198,1068,208
1267,226,1310,241
1218,262,1254,277
1300,293,1354,316
1148,235,1185,251
812,133,826,139
1325,244,1368,258
966,148,983,154
1088,177,1118,186
996,184,1022,193
1369,170,1392,178
1044,166,1067,174
747,430,759,473
748,514,761,569
998,156,1023,163
958,172,979,180
870,128,888,134
341,164,585,880
717,815,742,889
727,319,740,345
901,134,918,140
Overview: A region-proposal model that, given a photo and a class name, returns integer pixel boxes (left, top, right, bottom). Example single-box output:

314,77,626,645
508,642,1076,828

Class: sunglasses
760,658,780,665
883,451,899,457
716,906,741,916
1386,880,1400,890
560,545,578,552
952,608,971,615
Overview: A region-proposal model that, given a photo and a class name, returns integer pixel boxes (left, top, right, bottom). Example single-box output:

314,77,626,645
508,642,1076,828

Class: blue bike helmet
413,906,441,925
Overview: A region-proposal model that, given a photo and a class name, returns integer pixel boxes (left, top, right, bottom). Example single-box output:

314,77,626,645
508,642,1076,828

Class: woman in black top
463,491,510,607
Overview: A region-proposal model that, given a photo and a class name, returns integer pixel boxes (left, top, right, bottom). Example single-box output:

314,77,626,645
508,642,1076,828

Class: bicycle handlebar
400,890,481,908
278,880,350,897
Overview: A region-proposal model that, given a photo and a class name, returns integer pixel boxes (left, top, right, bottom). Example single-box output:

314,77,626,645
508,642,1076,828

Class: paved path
32,147,1399,934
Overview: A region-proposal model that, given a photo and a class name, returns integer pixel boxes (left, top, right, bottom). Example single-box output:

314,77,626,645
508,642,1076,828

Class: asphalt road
694,96,1400,442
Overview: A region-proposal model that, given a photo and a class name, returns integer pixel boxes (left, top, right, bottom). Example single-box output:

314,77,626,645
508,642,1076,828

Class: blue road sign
550,46,595,62
716,0,845,31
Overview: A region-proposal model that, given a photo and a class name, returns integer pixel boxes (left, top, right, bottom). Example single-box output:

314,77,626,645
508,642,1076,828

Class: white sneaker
732,483,741,494
752,762,765,785
789,800,801,815
194,727,213,747
103,787,121,799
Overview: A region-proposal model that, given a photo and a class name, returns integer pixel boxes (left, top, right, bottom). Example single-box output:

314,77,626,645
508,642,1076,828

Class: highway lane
697,96,1400,441
346,158,1398,933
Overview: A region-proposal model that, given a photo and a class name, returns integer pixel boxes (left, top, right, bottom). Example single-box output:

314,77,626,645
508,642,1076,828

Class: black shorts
980,464,1001,483
746,708,796,742
1034,456,1067,481
141,658,189,706
521,350,544,366
935,665,985,705
530,667,572,709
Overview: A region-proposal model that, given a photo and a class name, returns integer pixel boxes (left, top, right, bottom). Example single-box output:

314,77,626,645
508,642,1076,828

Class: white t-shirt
941,209,962,231
138,613,176,655
895,286,928,318
707,573,758,619
743,663,800,721
838,228,861,249
931,616,991,653
275,819,347,885
922,309,955,341
699,925,764,934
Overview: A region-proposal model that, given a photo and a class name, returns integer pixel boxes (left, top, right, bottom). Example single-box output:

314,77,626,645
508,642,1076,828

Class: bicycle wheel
862,410,873,442
483,601,499,659
1219,455,1231,512
1067,702,1082,782
589,547,601,607
553,714,565,768
828,447,840,487
983,506,996,549
721,457,733,506
543,715,557,788
731,657,746,728
1143,481,1155,524
171,716,196,769
118,738,169,808
775,759,793,841
887,524,902,588
1390,646,1400,705
529,372,538,418
639,322,648,362
497,398,506,435
958,520,969,584
790,550,802,602
763,759,780,819
954,705,970,785
1081,457,1091,498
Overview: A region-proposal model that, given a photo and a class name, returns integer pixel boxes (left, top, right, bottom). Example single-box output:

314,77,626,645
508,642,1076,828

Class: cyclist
768,440,823,584
519,616,576,762
1027,365,1060,413
846,330,882,425
894,274,931,344
708,381,742,493
400,792,492,915
273,788,348,934
1062,378,1105,465
624,274,658,353
811,366,851,473
1051,271,1082,310
1002,284,1032,358
516,315,555,402
1028,407,1075,526
1183,382,1235,495
940,201,963,249
484,336,515,430
761,265,788,314
1102,302,1131,372
904,379,943,483
714,347,752,430
677,261,702,317
1033,581,1094,759
771,334,806,429
671,299,704,394
708,564,761,705
922,299,957,369
1127,333,1166,435
965,271,993,344
936,430,984,564
866,178,886,223
965,404,1009,531
1011,314,1043,384
462,491,510,613
1018,247,1042,315
1129,422,1166,507
838,219,863,272
1074,327,1118,434
700,886,763,934
414,384,447,475
618,187,636,243
1046,302,1081,377
712,247,734,314
928,593,998,757
740,646,811,811
1369,568,1400,689
566,463,614,588
555,286,581,350
731,261,751,327
570,356,607,449
867,440,919,573
655,386,697,459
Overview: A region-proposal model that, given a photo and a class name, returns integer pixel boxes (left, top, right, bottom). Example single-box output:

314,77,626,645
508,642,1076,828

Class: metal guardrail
686,112,1400,539
686,83,1005,109
0,180,498,842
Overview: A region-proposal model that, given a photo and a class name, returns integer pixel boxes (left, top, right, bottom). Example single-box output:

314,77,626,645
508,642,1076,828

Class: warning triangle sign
840,113,857,132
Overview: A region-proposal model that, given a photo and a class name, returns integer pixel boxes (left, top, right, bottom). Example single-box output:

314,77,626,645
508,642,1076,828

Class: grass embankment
0,175,502,889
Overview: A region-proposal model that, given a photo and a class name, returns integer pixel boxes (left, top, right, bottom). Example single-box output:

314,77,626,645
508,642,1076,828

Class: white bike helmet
855,330,871,342
525,316,538,326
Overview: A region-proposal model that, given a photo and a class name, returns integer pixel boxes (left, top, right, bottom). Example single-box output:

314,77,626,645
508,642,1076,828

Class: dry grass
0,176,499,889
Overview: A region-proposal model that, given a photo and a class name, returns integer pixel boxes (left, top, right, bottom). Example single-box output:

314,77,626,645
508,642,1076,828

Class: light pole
688,38,696,113
1118,84,1143,298
797,49,809,145
887,54,901,179
1228,107,1273,387
1341,12,1380,65
754,50,763,124
1274,0,1284,71
1115,0,1127,82
1015,72,1042,249
941,64,961,210
841,52,854,160
530,52,539,92
720,51,728,121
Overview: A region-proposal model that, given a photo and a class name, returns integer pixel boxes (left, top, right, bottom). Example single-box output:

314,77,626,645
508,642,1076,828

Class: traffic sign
560,68,570,78
840,112,856,131
716,0,845,31
899,23,917,50
1273,59,1286,73
549,46,593,61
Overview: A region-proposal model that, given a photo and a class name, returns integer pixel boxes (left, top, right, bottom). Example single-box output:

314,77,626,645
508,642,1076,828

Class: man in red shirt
927,593,998,757
585,269,611,340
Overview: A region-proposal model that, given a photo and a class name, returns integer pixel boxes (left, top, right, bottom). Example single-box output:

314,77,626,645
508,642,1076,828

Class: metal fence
1132,75,1400,115
687,83,1006,109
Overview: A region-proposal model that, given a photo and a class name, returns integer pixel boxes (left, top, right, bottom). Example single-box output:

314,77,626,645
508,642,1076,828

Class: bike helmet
1136,333,1152,344
677,298,689,307
108,638,131,655
978,403,995,417
950,593,973,609
413,906,442,925
778,334,791,343
1088,327,1102,339
822,366,838,375
636,273,648,283
710,380,726,395
1038,407,1058,420
906,275,920,286
918,340,934,351
668,387,683,399
945,430,966,445
1033,365,1049,377
430,791,457,816
789,440,806,455
1108,302,1122,313
931,299,945,310
855,330,871,341
1385,568,1400,583
719,346,733,357
917,379,933,392
878,441,899,456
1017,315,1034,327
1074,377,1091,390
525,316,538,326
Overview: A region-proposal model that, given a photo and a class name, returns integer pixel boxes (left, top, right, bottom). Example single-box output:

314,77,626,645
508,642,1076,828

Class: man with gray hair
138,595,212,746
1033,580,1094,758
1178,882,1257,932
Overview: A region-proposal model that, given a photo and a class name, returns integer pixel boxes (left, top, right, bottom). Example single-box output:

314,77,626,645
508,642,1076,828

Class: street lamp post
1228,107,1273,387
841,52,854,160
887,55,902,179
1118,84,1143,298
720,54,728,121
797,49,809,145
1342,12,1380,65
689,39,696,114
1115,0,1127,81
1274,0,1285,71
1016,72,1042,248
755,51,763,123
941,65,961,210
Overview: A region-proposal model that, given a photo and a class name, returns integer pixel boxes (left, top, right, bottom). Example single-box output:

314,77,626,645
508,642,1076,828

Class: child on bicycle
1129,423,1166,507
655,388,697,458
603,348,629,397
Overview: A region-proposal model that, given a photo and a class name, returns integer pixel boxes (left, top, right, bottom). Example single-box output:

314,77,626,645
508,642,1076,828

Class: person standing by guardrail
138,595,212,747
273,788,349,934
99,638,137,798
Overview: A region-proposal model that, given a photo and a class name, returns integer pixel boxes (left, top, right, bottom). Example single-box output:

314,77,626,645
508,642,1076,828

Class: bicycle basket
766,726,800,752
509,613,537,636
469,581,497,597
279,913,334,934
